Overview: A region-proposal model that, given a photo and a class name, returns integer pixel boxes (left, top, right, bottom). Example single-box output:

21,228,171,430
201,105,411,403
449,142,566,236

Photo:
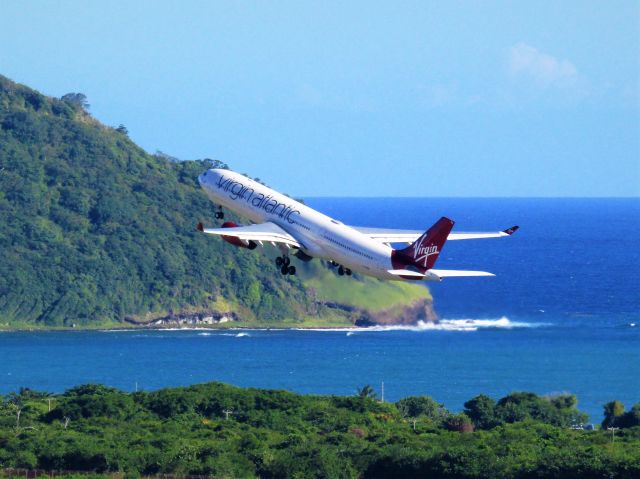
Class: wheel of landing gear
288,265,296,275
338,266,345,276
345,268,352,276
281,265,289,275
215,212,224,219
283,256,291,266
276,257,283,267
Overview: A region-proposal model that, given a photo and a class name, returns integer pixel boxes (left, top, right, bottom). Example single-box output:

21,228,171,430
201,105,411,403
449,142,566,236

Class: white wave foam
434,317,544,331
98,319,544,335
302,317,543,333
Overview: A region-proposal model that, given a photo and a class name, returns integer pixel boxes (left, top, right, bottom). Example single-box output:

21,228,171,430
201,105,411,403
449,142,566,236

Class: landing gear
276,256,295,275
337,265,351,277
281,265,296,275
275,256,290,268
214,206,224,220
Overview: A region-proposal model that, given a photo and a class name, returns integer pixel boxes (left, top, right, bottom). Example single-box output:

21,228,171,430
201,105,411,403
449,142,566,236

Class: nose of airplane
198,171,206,185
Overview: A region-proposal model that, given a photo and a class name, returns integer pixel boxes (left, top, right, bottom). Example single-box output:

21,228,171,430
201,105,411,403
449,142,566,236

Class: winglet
503,225,519,235
196,222,204,232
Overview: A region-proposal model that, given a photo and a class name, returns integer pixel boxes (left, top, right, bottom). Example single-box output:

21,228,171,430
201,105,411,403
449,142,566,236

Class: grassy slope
302,266,430,310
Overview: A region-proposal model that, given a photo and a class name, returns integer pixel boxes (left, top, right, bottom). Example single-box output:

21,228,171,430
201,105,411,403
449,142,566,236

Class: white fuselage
198,169,398,280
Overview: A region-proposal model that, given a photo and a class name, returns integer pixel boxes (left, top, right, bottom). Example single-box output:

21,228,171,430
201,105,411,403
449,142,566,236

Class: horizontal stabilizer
429,269,495,278
387,269,427,278
388,268,495,281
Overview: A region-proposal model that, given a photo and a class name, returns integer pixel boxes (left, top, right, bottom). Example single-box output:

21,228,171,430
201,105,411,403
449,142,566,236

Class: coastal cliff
122,296,437,329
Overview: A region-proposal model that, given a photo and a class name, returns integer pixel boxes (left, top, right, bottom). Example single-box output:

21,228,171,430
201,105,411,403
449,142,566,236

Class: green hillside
0,75,429,328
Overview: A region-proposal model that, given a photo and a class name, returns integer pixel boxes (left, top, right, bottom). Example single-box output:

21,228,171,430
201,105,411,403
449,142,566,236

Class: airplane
197,168,518,281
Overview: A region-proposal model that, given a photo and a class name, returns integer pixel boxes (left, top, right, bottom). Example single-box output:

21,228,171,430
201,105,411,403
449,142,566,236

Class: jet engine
220,222,257,249
294,249,313,262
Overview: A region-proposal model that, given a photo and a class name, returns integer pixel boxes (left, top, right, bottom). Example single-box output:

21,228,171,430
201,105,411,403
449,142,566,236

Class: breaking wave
100,318,545,335
212,332,251,337
425,317,545,332
302,317,545,333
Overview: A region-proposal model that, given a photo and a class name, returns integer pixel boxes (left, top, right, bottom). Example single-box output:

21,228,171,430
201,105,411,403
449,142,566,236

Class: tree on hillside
603,401,640,429
61,92,90,110
155,150,180,162
618,403,640,428
494,392,587,427
16,387,50,400
444,412,474,432
356,385,378,400
464,394,499,429
396,396,448,426
203,158,228,169
602,400,625,429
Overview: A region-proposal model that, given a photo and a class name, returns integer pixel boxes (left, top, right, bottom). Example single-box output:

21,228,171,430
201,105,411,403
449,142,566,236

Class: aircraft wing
354,225,519,244
197,221,302,248
429,269,495,278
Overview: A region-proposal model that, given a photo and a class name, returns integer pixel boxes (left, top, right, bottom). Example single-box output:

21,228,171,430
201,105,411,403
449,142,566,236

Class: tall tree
61,92,90,110
464,394,498,429
356,385,378,400
602,400,625,428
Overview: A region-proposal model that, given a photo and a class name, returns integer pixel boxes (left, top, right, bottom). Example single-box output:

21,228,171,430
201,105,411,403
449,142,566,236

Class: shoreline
0,318,539,333
0,322,427,333
0,297,439,333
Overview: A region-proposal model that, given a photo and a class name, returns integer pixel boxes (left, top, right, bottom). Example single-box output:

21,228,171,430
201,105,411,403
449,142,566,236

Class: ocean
1,198,638,421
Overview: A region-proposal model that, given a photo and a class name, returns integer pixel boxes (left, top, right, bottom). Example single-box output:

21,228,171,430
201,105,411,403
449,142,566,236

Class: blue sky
1,1,638,197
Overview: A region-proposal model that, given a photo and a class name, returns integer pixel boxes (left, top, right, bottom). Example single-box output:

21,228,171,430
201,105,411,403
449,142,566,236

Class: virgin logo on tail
392,217,454,273
414,242,439,267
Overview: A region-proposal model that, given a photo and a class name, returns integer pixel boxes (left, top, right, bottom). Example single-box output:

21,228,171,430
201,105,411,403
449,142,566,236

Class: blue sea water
1,198,638,421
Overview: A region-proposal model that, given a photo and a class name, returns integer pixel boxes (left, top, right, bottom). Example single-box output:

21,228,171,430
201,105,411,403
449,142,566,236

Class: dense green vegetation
0,74,428,328
602,400,640,430
1,383,638,478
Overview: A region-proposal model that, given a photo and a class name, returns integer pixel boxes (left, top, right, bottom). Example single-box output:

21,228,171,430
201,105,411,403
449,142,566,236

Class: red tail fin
391,217,454,273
